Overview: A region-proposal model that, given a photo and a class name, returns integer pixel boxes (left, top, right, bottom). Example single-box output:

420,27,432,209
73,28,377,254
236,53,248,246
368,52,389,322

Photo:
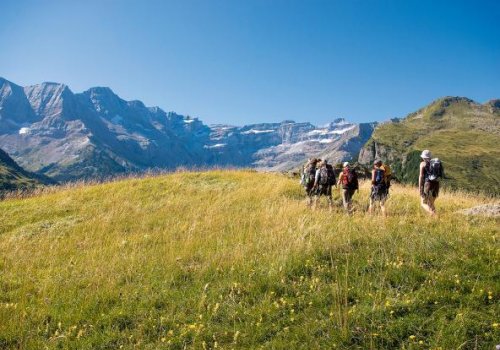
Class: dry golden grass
0,170,498,349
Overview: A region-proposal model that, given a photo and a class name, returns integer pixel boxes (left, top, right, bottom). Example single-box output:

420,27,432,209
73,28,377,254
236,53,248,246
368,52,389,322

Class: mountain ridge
0,77,374,181
358,96,500,194
0,147,54,193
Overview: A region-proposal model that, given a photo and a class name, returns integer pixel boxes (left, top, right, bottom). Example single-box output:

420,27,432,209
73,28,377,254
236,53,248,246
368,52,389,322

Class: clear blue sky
1,0,499,125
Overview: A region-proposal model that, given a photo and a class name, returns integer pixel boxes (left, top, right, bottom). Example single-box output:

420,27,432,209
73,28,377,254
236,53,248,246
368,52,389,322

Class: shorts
304,184,315,197
423,181,439,198
342,188,356,205
316,185,332,197
370,185,388,202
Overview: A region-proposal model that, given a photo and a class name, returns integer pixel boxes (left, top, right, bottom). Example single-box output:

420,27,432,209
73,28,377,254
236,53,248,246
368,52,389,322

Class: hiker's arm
337,173,342,188
418,163,424,194
313,170,320,188
371,169,376,185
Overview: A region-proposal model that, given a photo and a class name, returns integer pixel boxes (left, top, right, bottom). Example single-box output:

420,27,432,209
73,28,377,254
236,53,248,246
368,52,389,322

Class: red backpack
342,167,358,189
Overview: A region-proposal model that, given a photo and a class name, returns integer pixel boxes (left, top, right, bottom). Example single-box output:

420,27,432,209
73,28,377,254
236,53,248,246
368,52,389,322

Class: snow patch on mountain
241,129,275,135
204,143,226,149
19,127,31,135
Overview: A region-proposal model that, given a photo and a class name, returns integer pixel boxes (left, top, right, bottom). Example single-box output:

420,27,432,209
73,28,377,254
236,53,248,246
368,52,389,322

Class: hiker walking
369,159,388,216
300,158,319,207
337,162,358,213
419,150,443,216
380,162,392,195
312,159,336,210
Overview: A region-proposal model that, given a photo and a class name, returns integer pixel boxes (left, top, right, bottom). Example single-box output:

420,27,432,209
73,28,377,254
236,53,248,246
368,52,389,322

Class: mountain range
1,77,498,194
0,77,375,181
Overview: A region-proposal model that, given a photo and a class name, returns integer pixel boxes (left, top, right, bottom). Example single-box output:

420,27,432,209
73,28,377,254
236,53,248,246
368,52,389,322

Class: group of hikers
300,149,443,216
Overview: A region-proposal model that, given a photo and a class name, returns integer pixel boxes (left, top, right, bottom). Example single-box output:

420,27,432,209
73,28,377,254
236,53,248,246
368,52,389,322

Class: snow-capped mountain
205,119,375,170
0,78,376,181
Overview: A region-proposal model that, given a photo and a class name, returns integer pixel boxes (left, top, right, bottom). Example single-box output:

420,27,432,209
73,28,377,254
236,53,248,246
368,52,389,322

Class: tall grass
0,170,498,349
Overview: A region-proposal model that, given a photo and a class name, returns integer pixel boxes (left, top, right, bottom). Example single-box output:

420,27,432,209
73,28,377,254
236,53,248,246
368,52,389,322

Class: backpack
319,164,336,186
374,168,385,185
302,163,316,186
326,164,336,186
342,167,358,189
427,158,443,181
381,164,392,186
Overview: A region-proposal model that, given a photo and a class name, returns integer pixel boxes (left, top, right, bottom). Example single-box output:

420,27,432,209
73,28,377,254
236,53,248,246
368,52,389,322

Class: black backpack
427,158,443,181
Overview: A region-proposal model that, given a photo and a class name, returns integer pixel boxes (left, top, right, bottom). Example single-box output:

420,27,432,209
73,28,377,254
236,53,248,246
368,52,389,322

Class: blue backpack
374,168,385,186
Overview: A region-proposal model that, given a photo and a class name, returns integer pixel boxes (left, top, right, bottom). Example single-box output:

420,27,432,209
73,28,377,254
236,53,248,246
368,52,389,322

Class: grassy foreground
0,170,498,349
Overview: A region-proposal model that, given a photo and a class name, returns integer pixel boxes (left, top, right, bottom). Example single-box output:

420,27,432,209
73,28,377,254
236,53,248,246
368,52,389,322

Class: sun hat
420,150,432,159
343,161,349,167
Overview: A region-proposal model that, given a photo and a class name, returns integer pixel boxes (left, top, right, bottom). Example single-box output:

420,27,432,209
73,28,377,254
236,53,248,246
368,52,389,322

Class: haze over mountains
0,78,375,181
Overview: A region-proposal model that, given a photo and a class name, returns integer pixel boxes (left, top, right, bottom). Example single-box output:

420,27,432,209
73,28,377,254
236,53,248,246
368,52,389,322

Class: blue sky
1,0,499,125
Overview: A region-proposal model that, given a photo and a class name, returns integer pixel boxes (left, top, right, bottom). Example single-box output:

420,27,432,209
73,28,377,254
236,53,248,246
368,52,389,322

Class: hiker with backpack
419,150,443,216
300,158,319,207
369,159,388,216
337,162,359,214
380,162,392,195
312,159,336,210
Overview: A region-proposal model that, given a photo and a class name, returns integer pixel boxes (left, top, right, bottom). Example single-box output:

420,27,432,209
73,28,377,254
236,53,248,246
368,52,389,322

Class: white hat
420,150,432,159
343,161,349,167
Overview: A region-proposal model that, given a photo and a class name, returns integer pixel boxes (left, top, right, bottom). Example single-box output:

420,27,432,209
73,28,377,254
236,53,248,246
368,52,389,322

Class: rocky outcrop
486,99,500,114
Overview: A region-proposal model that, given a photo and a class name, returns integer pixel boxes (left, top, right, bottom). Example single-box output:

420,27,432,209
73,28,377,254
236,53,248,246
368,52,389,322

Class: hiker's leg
429,183,438,214
342,190,348,211
313,193,320,210
420,196,433,215
306,189,312,207
343,190,352,213
368,197,374,214
428,196,436,215
347,189,354,214
380,196,387,217
327,186,333,210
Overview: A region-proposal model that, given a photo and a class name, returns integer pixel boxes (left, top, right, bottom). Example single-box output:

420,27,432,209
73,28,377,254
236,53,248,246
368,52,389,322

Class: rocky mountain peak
24,82,74,117
433,96,476,109
0,78,38,130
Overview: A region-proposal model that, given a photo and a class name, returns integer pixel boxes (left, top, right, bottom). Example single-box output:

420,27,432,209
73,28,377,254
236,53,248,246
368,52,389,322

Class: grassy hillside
359,97,500,194
0,148,54,194
0,171,498,349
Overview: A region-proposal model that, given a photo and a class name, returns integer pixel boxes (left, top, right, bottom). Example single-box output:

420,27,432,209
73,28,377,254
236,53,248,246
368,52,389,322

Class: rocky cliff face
0,78,376,181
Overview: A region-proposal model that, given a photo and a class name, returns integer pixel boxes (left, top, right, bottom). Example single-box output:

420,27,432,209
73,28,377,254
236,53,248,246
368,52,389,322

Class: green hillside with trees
359,97,500,195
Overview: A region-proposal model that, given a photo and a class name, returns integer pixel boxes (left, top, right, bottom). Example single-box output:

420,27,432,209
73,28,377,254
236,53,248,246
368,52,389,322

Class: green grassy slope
0,148,53,193
360,97,500,194
0,171,498,349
